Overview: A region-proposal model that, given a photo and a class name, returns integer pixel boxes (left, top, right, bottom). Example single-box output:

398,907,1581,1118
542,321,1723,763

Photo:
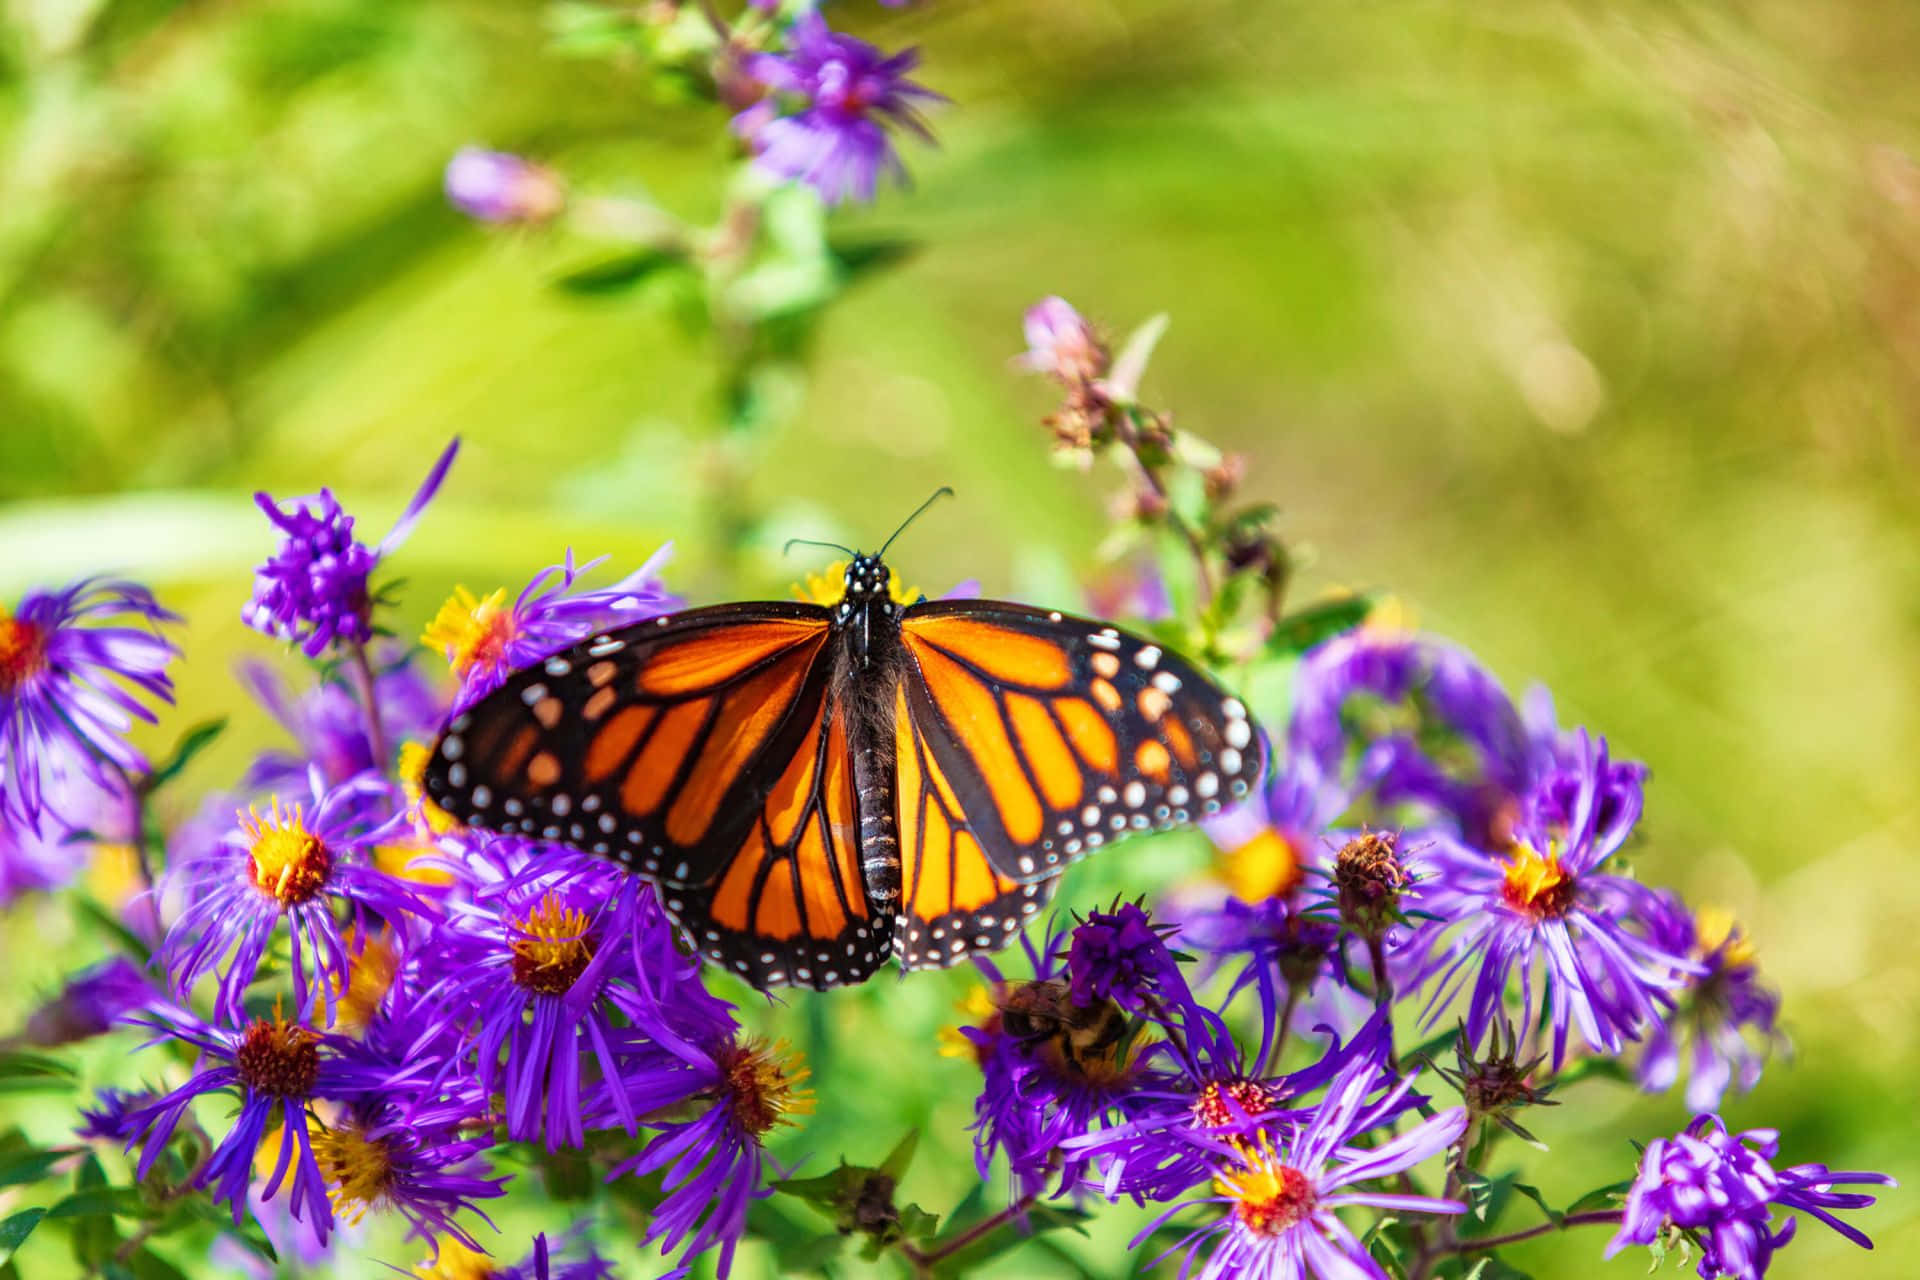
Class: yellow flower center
1499,843,1577,919
317,930,399,1032
0,605,45,692
413,1236,498,1280
1694,905,1757,969
242,801,333,907
399,741,461,834
313,1124,394,1224
233,1013,321,1099
1219,828,1305,901
791,560,919,608
509,893,595,995
1216,1134,1317,1236
938,983,1002,1062
423,586,515,677
1192,1078,1278,1129
717,1037,815,1138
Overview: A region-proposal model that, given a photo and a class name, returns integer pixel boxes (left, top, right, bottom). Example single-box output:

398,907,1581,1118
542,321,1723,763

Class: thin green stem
1112,406,1215,608
1447,1209,1624,1254
345,638,389,774
897,1187,1042,1275
1261,981,1301,1077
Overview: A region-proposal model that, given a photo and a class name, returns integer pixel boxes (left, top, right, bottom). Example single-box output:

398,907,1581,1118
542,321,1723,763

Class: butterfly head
839,554,897,616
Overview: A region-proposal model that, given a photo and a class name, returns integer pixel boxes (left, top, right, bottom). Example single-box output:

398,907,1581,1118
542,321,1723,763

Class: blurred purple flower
444,147,565,224
1636,891,1783,1112
77,1087,155,1142
1135,1052,1466,1280
21,955,156,1046
423,546,677,710
0,756,134,904
1018,297,1109,387
240,651,445,793
498,1231,621,1280
159,769,428,1026
0,578,176,832
738,13,940,204
244,439,459,657
1607,1114,1894,1280
1412,733,1694,1066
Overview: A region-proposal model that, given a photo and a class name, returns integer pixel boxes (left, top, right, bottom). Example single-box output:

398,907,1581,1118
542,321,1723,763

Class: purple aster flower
1068,900,1184,1013
422,546,678,710
1635,891,1783,1112
737,13,941,205
239,649,446,793
488,1229,619,1280
1137,1052,1467,1280
955,924,1158,1195
1171,894,1342,1061
1607,1114,1894,1280
592,963,809,1280
158,768,430,1026
311,1097,505,1250
124,1005,400,1241
20,955,157,1045
1065,1005,1395,1205
77,1087,155,1142
244,438,459,657
444,147,565,224
0,755,134,903
1411,733,1694,1066
413,839,683,1151
0,577,176,831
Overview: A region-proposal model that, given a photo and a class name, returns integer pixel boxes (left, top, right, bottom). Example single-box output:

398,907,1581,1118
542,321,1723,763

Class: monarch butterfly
422,503,1264,991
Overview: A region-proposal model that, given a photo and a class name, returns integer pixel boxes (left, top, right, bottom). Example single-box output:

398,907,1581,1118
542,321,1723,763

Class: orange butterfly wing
897,600,1264,885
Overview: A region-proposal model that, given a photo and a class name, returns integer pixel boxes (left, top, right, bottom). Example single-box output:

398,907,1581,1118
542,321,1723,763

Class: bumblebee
998,978,1130,1077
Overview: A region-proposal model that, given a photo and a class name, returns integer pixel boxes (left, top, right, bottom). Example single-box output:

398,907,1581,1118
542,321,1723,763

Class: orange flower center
1499,844,1578,919
717,1037,815,1138
0,608,45,692
234,1015,321,1098
243,802,334,907
1217,1136,1317,1236
509,893,595,995
422,587,516,677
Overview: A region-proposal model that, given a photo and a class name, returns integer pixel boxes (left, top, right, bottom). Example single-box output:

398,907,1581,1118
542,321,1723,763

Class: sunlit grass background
3,0,1917,1274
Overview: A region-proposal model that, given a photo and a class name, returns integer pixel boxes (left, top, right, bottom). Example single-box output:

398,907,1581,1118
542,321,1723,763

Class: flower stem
1113,406,1215,608
1448,1209,1625,1254
898,1187,1042,1274
1366,934,1399,1072
346,638,389,774
1261,981,1300,1077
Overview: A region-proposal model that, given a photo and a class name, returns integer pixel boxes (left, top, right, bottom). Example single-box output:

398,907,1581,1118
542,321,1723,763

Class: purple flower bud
444,147,565,224
23,956,156,1045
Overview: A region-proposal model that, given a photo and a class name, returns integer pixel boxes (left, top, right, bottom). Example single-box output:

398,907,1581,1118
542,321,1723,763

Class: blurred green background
2,0,1916,1274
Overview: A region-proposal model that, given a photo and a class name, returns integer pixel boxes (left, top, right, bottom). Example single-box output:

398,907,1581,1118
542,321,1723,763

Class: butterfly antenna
879,486,955,557
783,536,858,558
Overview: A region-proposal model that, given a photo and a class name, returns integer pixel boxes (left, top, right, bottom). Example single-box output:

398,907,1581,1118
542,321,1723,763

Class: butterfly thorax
833,553,904,670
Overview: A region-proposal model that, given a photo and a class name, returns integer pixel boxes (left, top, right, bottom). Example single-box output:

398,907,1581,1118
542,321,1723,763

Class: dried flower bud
1019,297,1109,387
1204,452,1247,502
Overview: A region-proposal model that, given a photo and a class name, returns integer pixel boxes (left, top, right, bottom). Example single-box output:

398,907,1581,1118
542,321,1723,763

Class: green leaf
897,1202,941,1244
1565,1179,1634,1215
0,1149,71,1189
1268,594,1372,657
879,1129,919,1182
556,252,683,296
1553,1056,1633,1088
1511,1182,1562,1228
48,1186,145,1220
0,1209,44,1261
831,237,917,282
127,1250,189,1280
70,899,152,962
143,718,227,793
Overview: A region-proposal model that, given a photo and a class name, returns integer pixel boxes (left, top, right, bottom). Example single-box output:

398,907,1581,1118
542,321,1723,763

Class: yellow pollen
720,1037,816,1138
939,983,1002,1062
242,801,333,907
791,560,919,608
509,893,596,995
1219,828,1305,901
313,1124,394,1224
0,604,44,691
1694,906,1757,968
423,586,515,677
1500,843,1576,918
400,741,461,835
318,930,399,1032
1215,1134,1317,1236
412,1236,498,1280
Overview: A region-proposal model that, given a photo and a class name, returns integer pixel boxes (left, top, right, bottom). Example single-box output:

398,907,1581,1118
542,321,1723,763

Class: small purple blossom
239,650,445,793
158,768,429,1026
77,1087,154,1142
444,146,565,224
0,577,176,831
243,438,459,657
1607,1114,1894,1280
1068,900,1182,1012
1411,733,1694,1066
738,13,940,205
1136,1052,1467,1280
22,955,157,1045
423,546,678,709
0,756,134,903
1636,892,1783,1111
497,1230,621,1280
